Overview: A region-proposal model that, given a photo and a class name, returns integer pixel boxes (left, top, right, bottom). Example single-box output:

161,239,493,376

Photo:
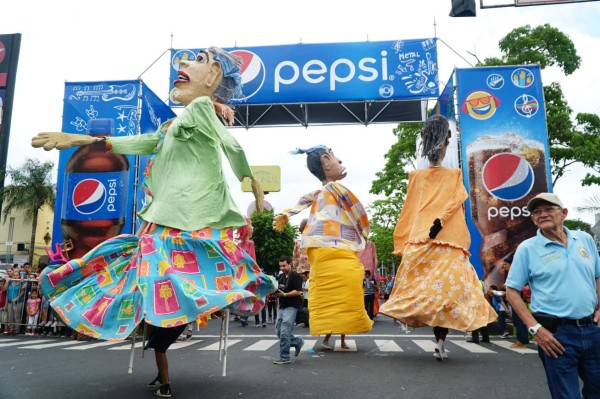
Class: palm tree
0,159,55,263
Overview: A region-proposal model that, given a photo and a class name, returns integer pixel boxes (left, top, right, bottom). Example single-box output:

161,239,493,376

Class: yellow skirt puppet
308,248,373,335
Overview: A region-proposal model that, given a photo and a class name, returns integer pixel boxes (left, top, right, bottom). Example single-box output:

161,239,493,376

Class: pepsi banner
457,65,553,283
169,39,439,106
54,80,175,260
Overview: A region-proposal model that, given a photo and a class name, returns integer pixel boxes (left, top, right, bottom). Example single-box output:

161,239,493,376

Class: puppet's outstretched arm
251,178,265,212
272,191,319,232
32,132,98,151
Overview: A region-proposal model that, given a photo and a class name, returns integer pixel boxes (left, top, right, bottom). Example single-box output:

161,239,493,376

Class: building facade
0,204,53,267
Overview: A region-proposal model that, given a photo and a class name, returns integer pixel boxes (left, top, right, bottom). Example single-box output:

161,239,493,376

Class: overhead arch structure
232,99,426,128
169,39,438,128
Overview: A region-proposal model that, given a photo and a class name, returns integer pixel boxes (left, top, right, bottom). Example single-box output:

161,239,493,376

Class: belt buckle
576,317,589,327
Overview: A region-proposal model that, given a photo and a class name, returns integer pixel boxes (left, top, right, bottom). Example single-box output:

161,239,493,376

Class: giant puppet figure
32,47,276,396
378,115,496,361
273,146,373,342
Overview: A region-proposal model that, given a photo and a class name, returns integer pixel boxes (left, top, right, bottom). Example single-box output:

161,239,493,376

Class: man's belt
558,315,594,327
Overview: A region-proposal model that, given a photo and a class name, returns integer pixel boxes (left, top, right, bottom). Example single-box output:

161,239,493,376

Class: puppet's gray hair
208,47,243,104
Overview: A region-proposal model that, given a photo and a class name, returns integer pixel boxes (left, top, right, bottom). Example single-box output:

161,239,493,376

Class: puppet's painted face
174,50,222,106
323,149,346,182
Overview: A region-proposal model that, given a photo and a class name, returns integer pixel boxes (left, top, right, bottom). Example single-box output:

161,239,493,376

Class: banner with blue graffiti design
169,39,439,106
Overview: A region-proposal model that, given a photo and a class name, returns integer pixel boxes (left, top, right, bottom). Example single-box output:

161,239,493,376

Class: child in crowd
490,285,510,338
26,289,41,335
38,284,49,331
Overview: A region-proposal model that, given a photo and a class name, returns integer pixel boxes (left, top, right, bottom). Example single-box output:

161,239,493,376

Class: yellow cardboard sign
241,166,281,192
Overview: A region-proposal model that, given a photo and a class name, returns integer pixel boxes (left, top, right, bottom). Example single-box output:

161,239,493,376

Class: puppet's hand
250,178,265,212
213,101,235,126
273,214,289,232
32,132,98,151
429,218,442,239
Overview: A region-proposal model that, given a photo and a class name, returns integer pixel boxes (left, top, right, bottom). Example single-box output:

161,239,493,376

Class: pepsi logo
379,84,394,98
72,179,107,215
231,50,265,101
482,153,534,201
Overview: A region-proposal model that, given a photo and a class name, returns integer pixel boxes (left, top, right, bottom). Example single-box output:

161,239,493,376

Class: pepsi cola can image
61,119,130,259
467,133,548,284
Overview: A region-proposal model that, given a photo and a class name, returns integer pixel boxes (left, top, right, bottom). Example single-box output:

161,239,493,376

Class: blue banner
169,39,439,106
456,65,552,283
53,80,175,260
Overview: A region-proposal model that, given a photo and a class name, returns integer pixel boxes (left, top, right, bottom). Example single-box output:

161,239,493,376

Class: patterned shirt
282,182,370,252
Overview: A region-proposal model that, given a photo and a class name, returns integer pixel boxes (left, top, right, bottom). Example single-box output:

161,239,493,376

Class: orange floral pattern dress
379,167,496,330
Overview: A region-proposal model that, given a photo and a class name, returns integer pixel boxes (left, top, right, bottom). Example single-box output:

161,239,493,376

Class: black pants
471,325,490,343
364,294,375,319
254,307,266,324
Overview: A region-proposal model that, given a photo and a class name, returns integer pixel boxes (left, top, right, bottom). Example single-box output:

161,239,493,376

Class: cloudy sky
2,0,599,225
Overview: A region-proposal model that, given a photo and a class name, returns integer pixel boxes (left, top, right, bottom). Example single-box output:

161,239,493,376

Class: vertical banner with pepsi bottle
456,65,552,285
54,80,140,260
54,80,176,260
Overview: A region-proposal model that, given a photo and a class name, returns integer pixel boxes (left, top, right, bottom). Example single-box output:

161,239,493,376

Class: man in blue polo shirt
506,192,600,399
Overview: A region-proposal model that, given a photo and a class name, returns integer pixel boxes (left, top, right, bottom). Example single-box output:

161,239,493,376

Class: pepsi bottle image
466,133,548,286
61,118,130,259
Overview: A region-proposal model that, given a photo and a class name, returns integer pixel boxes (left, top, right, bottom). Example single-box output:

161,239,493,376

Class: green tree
368,123,421,265
573,113,600,186
0,159,56,263
369,123,421,222
368,224,401,275
563,219,592,235
482,24,581,75
250,210,296,275
481,24,600,187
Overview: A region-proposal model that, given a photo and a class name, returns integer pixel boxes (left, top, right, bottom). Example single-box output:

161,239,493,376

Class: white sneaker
441,345,448,359
51,321,58,328
434,340,444,361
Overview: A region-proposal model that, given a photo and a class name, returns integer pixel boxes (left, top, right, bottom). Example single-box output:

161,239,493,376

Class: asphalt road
0,317,549,399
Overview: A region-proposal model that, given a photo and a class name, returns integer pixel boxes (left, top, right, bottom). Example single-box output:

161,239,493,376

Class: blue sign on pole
54,80,175,260
457,65,552,283
169,39,439,106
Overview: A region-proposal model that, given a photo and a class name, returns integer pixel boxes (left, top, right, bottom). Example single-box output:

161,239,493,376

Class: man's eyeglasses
531,206,561,217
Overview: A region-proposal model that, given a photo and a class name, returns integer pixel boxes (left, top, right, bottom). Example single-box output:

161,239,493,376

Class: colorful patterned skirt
379,241,497,331
307,247,373,335
41,224,276,340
